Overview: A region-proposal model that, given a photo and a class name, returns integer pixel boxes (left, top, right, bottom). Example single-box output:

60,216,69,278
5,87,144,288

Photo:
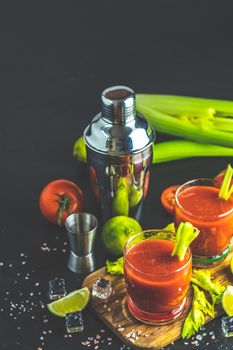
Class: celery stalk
137,103,233,147
137,94,233,117
73,137,233,164
213,117,233,132
219,164,233,200
153,140,233,163
172,222,200,261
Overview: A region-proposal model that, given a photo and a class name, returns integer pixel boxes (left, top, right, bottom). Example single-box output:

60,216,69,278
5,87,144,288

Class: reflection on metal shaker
84,86,155,224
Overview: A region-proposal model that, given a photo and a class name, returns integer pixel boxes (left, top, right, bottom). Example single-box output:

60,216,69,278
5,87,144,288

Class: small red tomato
39,179,84,226
161,185,180,215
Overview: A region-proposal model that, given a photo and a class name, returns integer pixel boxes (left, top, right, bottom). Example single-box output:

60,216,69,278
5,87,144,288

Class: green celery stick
172,222,200,261
137,103,233,148
153,140,233,163
73,137,233,164
218,164,233,200
137,94,233,117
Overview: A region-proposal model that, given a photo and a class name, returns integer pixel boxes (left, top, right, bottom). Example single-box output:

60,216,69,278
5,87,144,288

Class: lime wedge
47,287,90,317
222,285,233,316
230,256,233,274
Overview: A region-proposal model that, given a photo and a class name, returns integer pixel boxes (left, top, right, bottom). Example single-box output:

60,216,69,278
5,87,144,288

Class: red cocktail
174,179,233,267
124,230,192,325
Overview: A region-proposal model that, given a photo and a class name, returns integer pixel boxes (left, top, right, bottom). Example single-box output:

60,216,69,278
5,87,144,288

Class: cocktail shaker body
84,86,155,224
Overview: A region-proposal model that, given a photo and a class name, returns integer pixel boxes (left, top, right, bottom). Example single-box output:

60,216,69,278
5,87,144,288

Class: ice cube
222,316,233,337
92,277,112,299
65,311,84,333
48,278,66,300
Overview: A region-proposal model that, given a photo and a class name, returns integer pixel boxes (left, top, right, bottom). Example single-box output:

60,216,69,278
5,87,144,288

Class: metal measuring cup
65,212,98,274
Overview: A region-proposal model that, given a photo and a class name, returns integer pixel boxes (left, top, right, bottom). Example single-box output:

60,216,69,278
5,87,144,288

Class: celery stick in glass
219,164,233,200
172,222,200,261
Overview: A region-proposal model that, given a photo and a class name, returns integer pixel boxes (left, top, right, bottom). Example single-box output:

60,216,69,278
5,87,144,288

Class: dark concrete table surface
1,1,233,349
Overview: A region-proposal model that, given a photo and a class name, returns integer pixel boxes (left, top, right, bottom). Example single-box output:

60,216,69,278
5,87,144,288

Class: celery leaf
191,269,225,305
182,285,214,339
106,256,124,275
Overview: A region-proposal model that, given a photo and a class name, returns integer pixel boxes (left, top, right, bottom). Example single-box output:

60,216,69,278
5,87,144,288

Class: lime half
47,287,90,317
222,285,233,316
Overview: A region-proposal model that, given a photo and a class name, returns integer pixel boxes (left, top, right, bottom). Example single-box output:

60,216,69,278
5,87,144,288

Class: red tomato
39,179,84,226
161,185,180,215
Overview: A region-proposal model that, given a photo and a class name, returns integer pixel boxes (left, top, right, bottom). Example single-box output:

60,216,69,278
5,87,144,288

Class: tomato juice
124,234,192,324
174,181,233,258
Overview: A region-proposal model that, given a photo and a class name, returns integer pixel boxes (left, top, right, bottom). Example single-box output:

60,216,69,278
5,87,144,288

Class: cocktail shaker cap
84,86,155,156
102,86,136,124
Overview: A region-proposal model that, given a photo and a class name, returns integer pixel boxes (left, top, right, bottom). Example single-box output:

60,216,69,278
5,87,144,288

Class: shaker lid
102,86,136,124
84,86,155,156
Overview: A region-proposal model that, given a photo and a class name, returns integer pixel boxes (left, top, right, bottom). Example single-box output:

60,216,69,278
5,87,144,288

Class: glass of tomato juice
174,178,233,267
124,230,192,325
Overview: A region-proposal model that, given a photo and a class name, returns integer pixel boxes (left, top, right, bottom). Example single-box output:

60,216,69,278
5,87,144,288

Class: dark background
1,0,233,349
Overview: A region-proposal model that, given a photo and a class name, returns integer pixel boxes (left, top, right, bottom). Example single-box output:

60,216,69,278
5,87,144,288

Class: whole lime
101,216,142,256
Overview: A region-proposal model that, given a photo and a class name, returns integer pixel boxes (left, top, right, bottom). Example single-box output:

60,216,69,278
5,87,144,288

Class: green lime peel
172,222,200,261
219,164,233,200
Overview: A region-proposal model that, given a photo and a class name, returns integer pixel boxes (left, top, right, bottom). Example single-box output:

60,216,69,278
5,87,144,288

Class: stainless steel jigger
65,213,98,274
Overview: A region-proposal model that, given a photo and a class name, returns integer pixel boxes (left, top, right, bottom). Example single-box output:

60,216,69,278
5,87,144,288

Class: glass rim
123,229,192,277
175,178,233,219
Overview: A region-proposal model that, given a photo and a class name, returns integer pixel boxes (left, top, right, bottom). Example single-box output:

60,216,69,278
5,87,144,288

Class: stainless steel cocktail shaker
84,86,155,224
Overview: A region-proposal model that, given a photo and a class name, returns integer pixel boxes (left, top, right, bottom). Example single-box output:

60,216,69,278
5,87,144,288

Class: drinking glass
174,178,233,267
124,230,192,325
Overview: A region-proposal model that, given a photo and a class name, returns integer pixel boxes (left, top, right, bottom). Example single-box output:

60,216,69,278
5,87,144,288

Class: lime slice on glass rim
47,287,90,317
222,285,233,316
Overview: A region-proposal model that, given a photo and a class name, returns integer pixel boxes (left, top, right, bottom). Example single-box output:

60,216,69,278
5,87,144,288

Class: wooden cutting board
83,250,233,350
